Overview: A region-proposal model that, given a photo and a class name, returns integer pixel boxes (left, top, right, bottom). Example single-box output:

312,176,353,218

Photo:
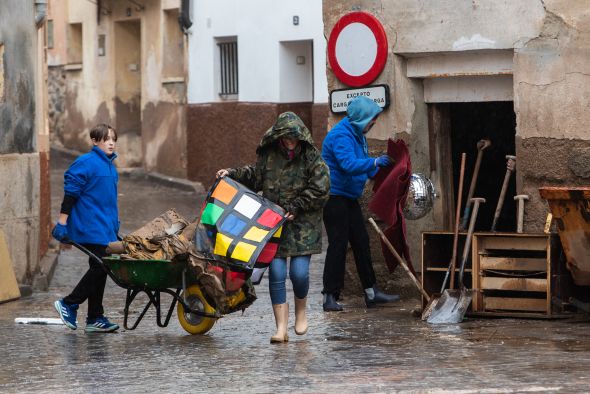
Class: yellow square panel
243,227,269,243
231,241,257,262
214,233,233,257
272,226,283,238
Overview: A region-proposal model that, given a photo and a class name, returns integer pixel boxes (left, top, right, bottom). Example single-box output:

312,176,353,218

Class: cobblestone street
1,150,590,393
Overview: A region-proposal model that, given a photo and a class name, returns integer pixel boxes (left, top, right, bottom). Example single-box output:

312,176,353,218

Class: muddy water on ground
3,249,590,393
1,149,589,392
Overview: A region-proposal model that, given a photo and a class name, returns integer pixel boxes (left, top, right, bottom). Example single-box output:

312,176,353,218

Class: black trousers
322,195,376,296
63,244,108,319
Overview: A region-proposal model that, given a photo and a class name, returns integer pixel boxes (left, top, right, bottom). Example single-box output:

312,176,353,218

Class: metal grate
218,41,238,96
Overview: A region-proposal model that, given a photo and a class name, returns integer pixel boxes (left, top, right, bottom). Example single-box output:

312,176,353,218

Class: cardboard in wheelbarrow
105,210,225,306
539,187,590,286
106,208,197,260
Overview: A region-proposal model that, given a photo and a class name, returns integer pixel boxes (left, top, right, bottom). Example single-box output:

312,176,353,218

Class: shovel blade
426,288,473,324
421,293,441,321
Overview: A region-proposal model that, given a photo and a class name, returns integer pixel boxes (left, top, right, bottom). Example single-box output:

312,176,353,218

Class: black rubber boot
365,287,400,308
323,293,343,312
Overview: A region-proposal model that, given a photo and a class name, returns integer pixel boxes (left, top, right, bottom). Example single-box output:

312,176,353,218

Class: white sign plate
330,85,390,113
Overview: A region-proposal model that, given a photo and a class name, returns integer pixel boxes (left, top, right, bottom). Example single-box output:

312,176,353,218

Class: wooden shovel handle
491,155,516,232
449,153,467,290
368,218,430,302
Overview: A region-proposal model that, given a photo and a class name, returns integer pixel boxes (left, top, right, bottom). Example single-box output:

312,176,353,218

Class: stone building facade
47,0,329,187
47,0,188,176
323,0,590,268
0,0,50,283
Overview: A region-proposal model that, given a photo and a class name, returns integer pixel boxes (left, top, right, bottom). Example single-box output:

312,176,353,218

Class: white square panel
234,194,261,219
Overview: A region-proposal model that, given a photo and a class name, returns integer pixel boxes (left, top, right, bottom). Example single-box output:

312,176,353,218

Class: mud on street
1,150,590,393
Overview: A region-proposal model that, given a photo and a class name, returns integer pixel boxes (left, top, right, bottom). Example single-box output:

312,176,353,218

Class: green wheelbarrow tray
69,241,221,331
103,255,189,289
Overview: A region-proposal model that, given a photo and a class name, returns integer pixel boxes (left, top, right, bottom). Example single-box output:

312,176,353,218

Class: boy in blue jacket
52,124,120,333
321,96,399,311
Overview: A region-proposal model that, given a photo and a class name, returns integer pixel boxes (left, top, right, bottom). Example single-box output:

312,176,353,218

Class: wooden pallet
471,232,560,317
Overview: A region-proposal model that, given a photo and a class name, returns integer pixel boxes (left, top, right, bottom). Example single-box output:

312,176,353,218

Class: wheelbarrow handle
67,240,105,265
67,240,128,289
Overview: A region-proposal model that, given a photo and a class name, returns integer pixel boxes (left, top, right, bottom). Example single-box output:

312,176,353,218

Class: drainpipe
35,0,47,28
178,0,192,33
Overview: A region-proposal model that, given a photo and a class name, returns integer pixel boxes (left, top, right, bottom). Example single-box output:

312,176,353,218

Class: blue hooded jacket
64,146,119,245
322,96,382,199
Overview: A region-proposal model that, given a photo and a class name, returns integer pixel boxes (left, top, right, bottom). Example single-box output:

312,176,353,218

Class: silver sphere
403,173,437,220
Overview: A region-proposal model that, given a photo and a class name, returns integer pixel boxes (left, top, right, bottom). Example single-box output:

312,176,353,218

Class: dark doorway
450,102,517,232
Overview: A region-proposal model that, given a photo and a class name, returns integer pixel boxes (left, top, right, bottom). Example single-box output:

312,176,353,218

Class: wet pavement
1,150,590,392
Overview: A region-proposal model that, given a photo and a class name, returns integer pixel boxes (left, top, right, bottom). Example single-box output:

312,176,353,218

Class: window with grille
217,41,238,96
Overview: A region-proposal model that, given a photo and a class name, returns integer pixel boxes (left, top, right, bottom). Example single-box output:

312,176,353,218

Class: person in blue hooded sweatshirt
52,124,120,333
321,96,400,311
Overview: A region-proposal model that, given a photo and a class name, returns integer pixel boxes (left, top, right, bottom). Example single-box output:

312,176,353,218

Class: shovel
422,153,466,320
427,197,485,324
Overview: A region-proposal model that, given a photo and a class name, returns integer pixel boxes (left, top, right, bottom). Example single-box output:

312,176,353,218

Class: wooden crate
421,231,471,309
471,232,561,318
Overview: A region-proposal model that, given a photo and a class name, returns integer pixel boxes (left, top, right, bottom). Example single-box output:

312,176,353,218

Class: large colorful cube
195,177,286,269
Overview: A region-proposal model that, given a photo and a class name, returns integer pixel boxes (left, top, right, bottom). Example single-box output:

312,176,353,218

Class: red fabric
257,209,283,228
256,241,278,264
368,139,413,273
225,271,246,292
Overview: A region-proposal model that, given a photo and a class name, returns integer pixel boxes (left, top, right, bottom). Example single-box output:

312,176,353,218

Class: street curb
50,145,81,159
118,167,206,194
51,145,205,194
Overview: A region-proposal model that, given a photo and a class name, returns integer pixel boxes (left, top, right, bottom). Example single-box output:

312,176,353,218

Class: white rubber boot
270,303,289,343
294,297,308,335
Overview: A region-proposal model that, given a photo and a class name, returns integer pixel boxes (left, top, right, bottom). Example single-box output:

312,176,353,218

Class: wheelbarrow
70,242,243,335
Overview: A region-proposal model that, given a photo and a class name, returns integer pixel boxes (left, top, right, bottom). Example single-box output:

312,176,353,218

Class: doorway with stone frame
428,101,517,233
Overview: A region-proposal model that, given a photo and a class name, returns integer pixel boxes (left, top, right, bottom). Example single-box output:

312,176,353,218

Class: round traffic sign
327,12,388,87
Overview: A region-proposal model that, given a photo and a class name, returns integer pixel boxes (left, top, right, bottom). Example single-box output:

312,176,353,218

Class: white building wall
188,0,327,104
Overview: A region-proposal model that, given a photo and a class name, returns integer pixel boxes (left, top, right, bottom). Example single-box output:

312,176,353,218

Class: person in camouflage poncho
217,112,330,343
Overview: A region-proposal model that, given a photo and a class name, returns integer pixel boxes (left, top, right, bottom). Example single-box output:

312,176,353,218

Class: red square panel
256,242,278,264
257,209,283,228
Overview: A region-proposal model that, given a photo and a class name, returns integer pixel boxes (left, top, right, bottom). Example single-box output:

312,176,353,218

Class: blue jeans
269,255,311,305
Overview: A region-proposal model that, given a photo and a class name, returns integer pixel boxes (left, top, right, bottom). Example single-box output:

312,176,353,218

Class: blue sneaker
54,299,78,330
85,316,119,333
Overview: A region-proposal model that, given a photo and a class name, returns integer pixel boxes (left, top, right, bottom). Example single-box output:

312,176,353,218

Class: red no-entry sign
327,11,388,87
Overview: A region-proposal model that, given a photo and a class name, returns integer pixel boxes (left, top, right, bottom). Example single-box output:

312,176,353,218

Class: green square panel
201,203,224,225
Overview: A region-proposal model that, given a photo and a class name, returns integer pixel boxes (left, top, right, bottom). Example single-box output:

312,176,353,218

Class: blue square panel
219,213,247,236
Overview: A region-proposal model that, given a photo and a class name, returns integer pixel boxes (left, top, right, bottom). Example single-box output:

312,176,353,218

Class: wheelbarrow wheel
177,285,216,335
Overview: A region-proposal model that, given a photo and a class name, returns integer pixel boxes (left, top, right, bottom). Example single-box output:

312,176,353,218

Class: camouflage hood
229,111,330,257
257,112,316,154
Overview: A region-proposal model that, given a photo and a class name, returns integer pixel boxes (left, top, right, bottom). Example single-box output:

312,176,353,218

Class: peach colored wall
47,0,68,66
